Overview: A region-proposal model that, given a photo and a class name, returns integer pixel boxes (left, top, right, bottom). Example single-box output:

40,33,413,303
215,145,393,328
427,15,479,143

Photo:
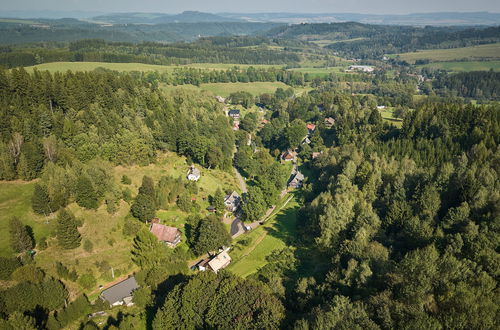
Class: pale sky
1,0,500,15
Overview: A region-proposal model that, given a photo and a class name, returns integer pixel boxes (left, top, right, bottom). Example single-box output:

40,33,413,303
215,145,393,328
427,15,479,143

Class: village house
228,109,240,120
100,276,139,307
302,136,311,145
347,65,375,73
224,191,241,212
306,123,316,134
215,95,226,103
232,121,240,130
281,149,296,162
312,151,323,160
288,171,305,189
187,165,201,181
198,251,232,273
149,223,182,248
324,117,335,128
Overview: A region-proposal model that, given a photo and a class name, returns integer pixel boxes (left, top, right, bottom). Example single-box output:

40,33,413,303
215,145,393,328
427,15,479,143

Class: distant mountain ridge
92,11,243,24
219,11,500,26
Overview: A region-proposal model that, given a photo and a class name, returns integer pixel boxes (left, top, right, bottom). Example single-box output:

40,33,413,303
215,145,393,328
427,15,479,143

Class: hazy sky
2,0,500,14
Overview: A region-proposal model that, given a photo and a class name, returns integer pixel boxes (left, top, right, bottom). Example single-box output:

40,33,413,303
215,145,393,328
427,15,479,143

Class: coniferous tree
138,176,155,200
31,183,51,215
75,176,98,209
8,217,34,253
131,193,156,222
213,188,226,215
56,209,81,249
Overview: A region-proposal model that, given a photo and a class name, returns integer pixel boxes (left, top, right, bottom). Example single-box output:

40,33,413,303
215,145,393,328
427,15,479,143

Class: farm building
187,165,201,181
198,251,232,273
312,152,323,160
100,276,139,307
149,223,181,248
224,191,241,212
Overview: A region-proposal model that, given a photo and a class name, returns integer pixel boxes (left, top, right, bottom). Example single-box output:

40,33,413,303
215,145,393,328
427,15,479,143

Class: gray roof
292,171,304,182
228,109,240,116
101,276,139,305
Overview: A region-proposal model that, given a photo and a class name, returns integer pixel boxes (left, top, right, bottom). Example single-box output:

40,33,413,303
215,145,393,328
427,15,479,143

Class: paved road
233,167,247,193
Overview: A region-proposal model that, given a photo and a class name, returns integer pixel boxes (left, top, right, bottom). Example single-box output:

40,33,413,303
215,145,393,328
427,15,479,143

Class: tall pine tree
32,183,51,215
8,217,34,253
56,209,81,249
75,176,98,209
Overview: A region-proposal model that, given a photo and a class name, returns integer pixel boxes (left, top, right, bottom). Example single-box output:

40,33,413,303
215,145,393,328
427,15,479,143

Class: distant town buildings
347,65,375,73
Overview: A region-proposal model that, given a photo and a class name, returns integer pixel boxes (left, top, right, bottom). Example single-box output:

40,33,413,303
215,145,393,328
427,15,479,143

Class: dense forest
0,68,235,182
0,37,301,68
432,71,500,100
267,22,500,58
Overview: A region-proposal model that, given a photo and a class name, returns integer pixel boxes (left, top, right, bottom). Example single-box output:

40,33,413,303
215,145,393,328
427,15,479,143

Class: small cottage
281,150,296,162
198,251,232,273
187,165,201,181
224,191,241,212
306,123,316,134
100,276,139,307
324,117,335,128
149,223,181,248
289,171,305,189
228,109,240,119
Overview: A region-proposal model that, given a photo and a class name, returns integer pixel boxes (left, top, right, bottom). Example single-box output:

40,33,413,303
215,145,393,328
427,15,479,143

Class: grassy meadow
395,43,500,63
24,61,281,74
0,152,239,297
418,60,500,72
228,195,299,278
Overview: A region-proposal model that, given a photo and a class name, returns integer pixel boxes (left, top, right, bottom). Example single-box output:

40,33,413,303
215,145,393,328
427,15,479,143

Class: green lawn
396,43,500,64
0,181,54,257
24,62,280,73
378,107,403,128
418,60,500,72
228,195,299,278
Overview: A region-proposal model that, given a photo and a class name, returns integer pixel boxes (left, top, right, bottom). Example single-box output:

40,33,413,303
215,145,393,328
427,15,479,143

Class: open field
228,195,299,278
0,181,54,257
162,81,311,97
24,61,281,73
288,66,347,78
0,18,38,24
418,60,500,72
378,107,403,128
395,43,500,63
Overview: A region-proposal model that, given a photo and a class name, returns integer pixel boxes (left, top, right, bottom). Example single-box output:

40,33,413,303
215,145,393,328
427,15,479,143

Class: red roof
307,123,316,130
150,223,180,243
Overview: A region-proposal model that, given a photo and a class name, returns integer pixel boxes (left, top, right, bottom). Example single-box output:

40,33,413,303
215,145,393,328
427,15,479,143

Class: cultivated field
396,43,500,63
418,60,500,72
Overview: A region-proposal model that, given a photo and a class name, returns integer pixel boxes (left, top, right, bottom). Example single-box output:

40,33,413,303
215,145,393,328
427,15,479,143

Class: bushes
0,257,22,280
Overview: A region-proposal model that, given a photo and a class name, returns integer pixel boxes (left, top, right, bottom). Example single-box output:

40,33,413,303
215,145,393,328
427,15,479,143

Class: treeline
140,66,307,86
0,68,235,182
432,70,500,100
0,37,301,68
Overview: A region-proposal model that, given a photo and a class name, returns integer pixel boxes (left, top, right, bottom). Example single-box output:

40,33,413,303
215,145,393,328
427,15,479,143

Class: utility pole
111,267,115,279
